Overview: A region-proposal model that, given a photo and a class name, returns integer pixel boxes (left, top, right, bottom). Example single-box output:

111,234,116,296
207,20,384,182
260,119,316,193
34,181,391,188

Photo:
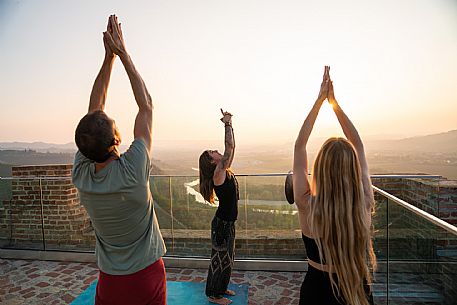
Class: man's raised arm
120,55,153,153
105,15,153,153
88,19,116,113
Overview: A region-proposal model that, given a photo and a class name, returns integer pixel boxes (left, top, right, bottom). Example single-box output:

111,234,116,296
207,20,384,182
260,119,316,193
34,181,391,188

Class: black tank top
214,173,239,221
302,234,324,264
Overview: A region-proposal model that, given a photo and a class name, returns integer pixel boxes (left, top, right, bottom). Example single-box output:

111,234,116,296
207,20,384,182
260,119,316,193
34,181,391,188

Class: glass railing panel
40,177,94,252
371,176,455,304
386,196,457,305
373,192,388,305
166,175,212,257
234,175,249,258
0,178,12,249
437,229,457,305
149,176,173,254
241,175,302,259
0,178,44,250
150,174,305,260
149,176,172,230
0,178,12,203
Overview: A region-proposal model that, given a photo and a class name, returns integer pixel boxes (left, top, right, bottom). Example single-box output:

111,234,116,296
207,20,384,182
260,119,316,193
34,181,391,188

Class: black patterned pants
205,216,236,298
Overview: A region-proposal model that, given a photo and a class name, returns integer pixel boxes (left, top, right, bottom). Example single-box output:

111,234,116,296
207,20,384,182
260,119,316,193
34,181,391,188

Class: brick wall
372,177,457,225
0,165,94,250
162,229,306,259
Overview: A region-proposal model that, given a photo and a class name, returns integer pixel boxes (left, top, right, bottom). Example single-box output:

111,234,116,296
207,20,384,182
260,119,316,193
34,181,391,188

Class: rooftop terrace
1,165,456,304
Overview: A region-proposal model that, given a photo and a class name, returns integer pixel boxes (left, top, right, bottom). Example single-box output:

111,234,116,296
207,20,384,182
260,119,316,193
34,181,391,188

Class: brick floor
1,258,447,305
0,258,304,305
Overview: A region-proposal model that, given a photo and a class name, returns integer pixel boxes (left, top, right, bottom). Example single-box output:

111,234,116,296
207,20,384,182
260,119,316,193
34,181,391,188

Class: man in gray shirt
72,15,166,305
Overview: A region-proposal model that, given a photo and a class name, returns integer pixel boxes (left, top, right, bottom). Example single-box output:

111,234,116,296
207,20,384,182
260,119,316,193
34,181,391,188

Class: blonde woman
293,66,376,305
199,109,239,305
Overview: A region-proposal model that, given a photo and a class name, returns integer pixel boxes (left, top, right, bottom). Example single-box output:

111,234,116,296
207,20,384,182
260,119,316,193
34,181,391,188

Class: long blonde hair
309,137,376,305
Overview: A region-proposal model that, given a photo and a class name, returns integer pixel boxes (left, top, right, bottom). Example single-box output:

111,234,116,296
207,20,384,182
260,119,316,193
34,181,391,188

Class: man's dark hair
75,110,116,163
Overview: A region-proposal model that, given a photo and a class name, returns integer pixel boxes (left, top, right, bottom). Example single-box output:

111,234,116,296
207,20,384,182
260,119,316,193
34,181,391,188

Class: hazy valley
1,130,456,179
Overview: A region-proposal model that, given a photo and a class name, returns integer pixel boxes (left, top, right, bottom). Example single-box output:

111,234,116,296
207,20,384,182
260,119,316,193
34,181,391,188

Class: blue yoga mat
71,281,97,305
71,280,249,305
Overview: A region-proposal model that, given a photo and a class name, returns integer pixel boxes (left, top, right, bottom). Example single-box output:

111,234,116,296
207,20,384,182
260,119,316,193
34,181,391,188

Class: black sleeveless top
302,234,324,264
214,173,239,221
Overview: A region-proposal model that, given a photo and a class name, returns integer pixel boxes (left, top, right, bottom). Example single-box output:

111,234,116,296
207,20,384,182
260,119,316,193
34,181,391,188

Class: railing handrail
373,185,457,236
0,174,444,180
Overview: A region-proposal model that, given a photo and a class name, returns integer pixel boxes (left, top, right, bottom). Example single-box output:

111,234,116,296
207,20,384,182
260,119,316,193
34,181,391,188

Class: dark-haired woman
199,109,239,305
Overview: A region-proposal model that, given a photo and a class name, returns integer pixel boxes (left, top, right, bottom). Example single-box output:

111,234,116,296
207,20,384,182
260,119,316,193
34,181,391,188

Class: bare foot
225,289,236,296
208,296,232,305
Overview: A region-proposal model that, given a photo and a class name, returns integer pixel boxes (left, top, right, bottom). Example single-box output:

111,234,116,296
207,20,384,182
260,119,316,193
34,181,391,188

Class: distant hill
364,130,457,154
0,150,75,166
1,129,455,177
0,141,76,153
0,150,163,177
2,130,457,154
393,130,457,153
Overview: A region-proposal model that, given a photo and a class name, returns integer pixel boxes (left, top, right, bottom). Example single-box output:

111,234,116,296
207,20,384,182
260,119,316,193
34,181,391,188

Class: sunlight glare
318,101,336,125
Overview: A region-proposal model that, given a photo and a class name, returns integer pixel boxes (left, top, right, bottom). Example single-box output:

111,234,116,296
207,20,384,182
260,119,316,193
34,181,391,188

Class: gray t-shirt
72,138,166,275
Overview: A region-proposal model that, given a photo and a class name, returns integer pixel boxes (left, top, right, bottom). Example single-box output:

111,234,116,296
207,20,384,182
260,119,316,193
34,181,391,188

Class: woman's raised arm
213,109,235,184
328,74,374,211
293,66,329,209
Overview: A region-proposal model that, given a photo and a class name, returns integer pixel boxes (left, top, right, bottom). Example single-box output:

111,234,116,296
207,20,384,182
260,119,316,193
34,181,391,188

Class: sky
1,0,457,149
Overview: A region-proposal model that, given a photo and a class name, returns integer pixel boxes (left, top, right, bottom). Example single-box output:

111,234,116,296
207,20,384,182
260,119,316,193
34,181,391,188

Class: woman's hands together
316,65,336,104
317,66,330,103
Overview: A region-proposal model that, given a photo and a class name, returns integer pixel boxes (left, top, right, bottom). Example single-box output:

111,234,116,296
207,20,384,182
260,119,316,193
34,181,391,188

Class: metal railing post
244,176,248,252
39,177,46,251
169,176,174,251
386,197,389,303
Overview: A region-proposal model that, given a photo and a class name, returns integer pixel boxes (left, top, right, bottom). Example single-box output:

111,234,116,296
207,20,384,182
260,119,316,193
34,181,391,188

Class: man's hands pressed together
104,15,128,59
